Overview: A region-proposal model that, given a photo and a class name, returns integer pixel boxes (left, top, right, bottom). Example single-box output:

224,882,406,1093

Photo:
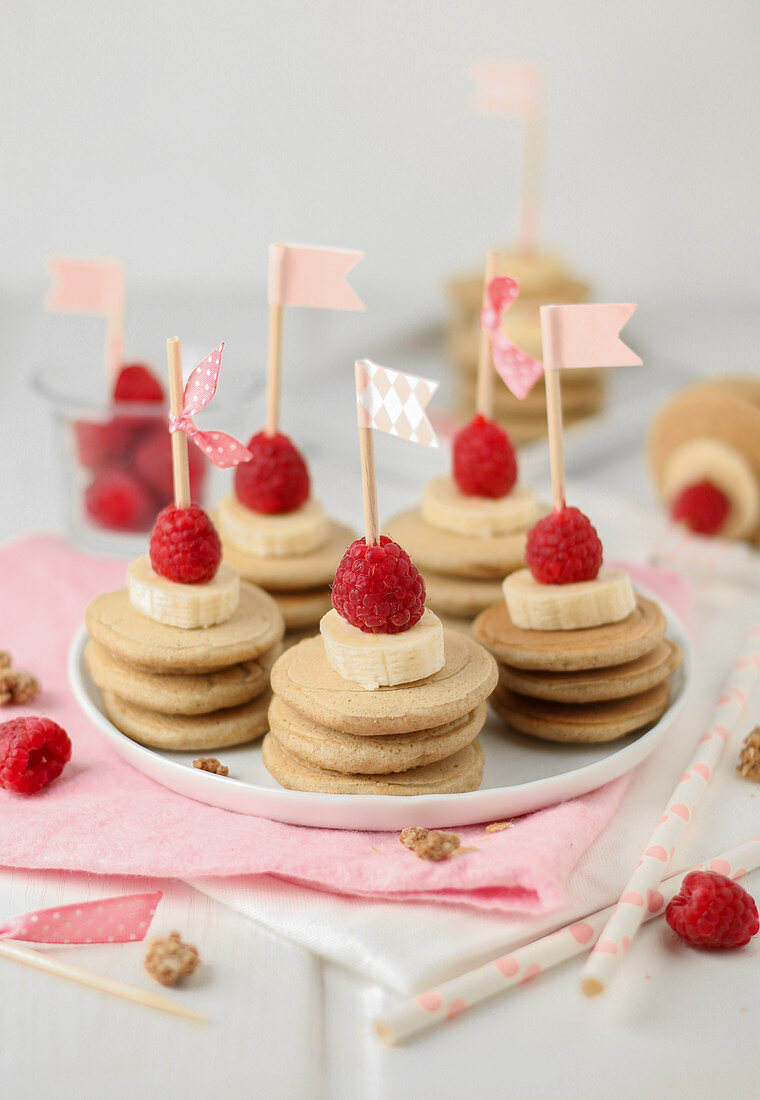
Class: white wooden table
2,293,759,1099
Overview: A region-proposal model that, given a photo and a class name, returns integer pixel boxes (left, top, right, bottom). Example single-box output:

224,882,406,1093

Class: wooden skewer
0,939,206,1022
475,251,499,419
167,337,191,508
359,425,379,545
539,306,565,511
266,242,286,436
516,109,543,255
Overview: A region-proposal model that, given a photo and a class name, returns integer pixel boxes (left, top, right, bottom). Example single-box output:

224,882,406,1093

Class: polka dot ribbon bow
0,891,162,945
480,276,544,400
168,343,252,468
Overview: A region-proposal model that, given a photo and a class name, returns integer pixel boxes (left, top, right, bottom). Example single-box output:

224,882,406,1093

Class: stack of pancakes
385,509,535,630
262,628,497,794
473,594,682,743
446,252,605,443
84,583,284,751
221,521,355,645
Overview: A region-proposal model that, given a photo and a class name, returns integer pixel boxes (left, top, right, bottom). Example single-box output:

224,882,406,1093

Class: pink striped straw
580,623,760,996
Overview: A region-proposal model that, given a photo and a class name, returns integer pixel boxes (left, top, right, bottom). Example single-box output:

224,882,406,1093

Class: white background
3,0,760,316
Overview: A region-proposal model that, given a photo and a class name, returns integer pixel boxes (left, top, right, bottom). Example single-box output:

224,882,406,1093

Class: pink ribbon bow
168,343,252,468
481,277,544,400
0,891,161,945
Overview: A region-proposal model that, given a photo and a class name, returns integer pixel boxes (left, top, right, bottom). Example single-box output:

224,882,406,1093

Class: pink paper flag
268,243,364,311
0,892,161,945
539,304,642,370
355,359,439,448
168,343,253,468
470,61,542,117
45,256,125,318
481,276,544,399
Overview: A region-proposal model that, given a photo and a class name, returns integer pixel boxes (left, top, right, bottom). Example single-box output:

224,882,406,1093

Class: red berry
331,536,425,634
133,429,207,504
234,432,310,514
0,717,72,795
149,503,221,584
670,480,730,536
525,506,603,585
666,870,759,949
84,468,156,531
113,363,165,403
453,414,517,498
72,417,135,471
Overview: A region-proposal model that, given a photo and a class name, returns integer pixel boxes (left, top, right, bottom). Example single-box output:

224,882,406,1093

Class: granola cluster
0,651,40,707
737,727,760,782
144,931,200,987
400,826,461,861
193,757,229,776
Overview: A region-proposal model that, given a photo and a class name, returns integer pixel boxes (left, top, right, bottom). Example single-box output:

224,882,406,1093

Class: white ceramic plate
69,602,690,831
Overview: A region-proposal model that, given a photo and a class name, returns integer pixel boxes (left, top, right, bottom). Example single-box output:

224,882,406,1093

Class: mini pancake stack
216,431,354,644
648,375,760,544
386,415,544,630
473,510,683,744
263,538,498,795
85,512,285,752
446,252,605,443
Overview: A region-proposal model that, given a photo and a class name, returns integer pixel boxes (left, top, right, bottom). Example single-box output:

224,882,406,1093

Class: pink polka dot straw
580,622,760,997
373,836,760,1047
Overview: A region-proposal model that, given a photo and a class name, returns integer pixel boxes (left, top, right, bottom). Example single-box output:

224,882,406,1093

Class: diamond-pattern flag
355,360,439,449
45,255,124,318
470,61,542,117
539,304,642,371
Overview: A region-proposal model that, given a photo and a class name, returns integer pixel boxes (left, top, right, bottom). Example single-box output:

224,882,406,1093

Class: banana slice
319,608,445,690
503,568,636,631
421,476,540,538
662,437,760,540
218,494,329,558
127,556,240,629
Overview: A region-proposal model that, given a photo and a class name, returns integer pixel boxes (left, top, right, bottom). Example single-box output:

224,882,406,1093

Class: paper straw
580,623,760,997
374,836,760,1046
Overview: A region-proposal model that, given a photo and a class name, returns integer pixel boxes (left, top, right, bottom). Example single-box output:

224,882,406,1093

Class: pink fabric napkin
0,533,631,914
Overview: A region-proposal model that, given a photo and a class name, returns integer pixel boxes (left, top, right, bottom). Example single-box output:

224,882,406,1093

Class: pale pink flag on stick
470,61,542,117
355,359,439,448
539,303,642,370
268,243,365,311
45,256,125,318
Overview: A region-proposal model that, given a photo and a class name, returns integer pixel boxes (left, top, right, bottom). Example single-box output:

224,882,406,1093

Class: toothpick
516,110,543,255
266,242,285,436
0,939,205,1022
167,337,191,508
539,307,565,511
105,313,124,381
359,426,379,545
475,251,499,419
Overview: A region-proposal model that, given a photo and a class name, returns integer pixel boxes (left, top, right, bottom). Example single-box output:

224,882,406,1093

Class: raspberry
0,717,72,794
666,870,759,948
84,468,156,531
133,429,207,504
113,363,165,403
149,503,221,584
331,536,425,634
72,416,135,471
235,431,310,514
453,414,517,498
525,506,603,585
670,480,730,535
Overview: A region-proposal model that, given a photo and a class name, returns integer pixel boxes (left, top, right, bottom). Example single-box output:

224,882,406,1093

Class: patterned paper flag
268,243,365,311
355,360,439,448
481,275,544,399
539,304,642,370
470,61,542,117
45,256,125,318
